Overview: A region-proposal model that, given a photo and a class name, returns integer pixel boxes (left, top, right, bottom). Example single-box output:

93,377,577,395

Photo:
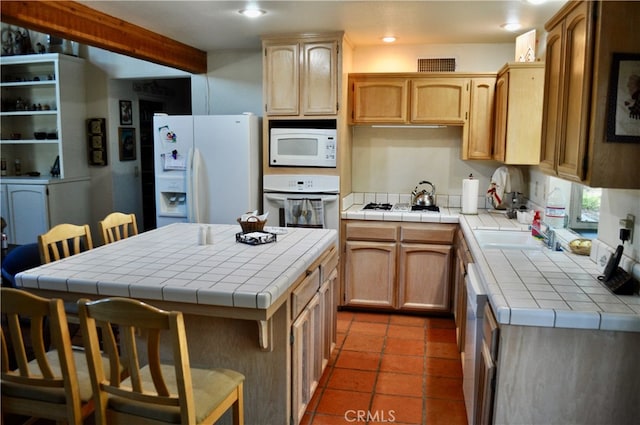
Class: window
569,184,601,230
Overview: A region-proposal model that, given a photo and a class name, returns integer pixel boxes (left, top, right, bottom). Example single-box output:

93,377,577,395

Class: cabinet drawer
292,267,320,319
320,248,339,282
400,224,456,244
345,222,397,241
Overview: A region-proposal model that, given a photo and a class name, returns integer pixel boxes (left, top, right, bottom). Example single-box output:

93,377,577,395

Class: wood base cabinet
291,248,338,425
397,243,452,311
2,179,90,245
539,0,640,188
342,221,455,312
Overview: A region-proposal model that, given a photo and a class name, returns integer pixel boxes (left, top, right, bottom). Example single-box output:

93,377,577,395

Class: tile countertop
342,202,640,333
15,223,337,310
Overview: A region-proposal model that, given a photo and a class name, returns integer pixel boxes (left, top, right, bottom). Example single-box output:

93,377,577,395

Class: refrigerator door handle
186,148,196,222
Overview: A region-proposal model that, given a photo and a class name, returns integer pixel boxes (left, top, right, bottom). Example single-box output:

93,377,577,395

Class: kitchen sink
472,229,543,250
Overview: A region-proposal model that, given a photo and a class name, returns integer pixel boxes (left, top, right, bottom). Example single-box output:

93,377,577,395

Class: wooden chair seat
78,297,245,425
99,212,139,245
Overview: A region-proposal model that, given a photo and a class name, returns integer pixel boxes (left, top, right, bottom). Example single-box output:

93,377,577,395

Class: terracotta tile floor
301,310,468,425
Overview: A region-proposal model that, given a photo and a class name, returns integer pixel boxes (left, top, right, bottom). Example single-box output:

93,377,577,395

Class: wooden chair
38,223,94,264
0,288,95,425
99,212,138,245
78,297,245,425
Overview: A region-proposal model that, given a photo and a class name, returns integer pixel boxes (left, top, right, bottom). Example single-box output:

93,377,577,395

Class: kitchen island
16,223,339,425
341,197,640,424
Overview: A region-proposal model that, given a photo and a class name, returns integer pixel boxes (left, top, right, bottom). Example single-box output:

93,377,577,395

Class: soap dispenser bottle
531,211,542,238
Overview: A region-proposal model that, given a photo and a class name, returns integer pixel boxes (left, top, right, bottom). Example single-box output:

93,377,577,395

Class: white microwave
270,128,337,167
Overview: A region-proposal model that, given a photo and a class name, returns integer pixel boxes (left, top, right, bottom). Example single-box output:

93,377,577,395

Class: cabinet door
454,253,467,353
476,342,496,425
539,24,563,174
320,268,338,370
492,72,509,162
344,241,396,308
291,293,321,424
397,243,452,311
556,2,591,182
264,43,299,115
0,184,9,242
301,41,337,115
350,78,408,123
465,77,495,160
410,78,469,124
7,184,49,245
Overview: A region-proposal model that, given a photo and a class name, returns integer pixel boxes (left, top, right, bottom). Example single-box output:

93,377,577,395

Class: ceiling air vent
417,58,456,72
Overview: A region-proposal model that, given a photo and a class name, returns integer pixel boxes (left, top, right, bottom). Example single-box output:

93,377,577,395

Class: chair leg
233,383,244,425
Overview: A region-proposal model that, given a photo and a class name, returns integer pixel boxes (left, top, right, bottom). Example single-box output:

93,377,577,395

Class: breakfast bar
16,223,340,425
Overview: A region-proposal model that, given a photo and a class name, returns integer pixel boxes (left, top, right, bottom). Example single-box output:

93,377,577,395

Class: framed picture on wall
606,53,640,143
118,127,136,161
86,118,107,166
119,100,133,125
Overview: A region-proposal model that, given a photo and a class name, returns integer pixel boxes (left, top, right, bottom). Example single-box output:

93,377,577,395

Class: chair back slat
38,223,94,264
99,212,138,245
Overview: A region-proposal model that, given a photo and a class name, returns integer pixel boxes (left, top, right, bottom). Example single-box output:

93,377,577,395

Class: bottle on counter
1,158,6,176
545,187,566,229
531,210,542,238
14,159,21,176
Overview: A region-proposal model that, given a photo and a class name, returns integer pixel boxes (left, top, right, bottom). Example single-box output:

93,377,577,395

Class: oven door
263,192,339,230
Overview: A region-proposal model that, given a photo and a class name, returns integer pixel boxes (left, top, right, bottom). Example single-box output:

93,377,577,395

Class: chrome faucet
530,221,561,251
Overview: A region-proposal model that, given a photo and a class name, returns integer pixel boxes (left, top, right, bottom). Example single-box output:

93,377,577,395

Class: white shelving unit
1,53,88,179
1,54,90,245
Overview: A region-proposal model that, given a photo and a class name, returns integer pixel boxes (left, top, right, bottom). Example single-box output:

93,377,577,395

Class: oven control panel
263,175,339,193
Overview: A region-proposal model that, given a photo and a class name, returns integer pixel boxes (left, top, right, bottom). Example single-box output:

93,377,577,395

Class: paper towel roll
461,177,479,214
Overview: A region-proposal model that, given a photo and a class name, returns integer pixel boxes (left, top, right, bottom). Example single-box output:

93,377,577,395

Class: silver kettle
412,181,436,206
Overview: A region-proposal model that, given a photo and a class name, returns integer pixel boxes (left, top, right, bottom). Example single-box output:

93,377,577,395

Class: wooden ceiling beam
1,1,207,74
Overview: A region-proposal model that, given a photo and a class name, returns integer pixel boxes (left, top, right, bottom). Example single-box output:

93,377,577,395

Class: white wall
352,43,516,73
351,126,500,200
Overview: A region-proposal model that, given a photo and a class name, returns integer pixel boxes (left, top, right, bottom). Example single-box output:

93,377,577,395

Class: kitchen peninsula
15,223,339,425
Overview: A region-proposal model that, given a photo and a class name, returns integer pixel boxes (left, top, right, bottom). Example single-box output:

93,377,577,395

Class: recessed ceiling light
238,8,266,18
501,22,522,32
525,0,547,5
382,36,397,43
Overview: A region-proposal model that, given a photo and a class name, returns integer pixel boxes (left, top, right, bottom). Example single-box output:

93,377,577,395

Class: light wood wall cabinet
348,73,496,161
493,62,545,165
263,34,341,116
410,78,468,124
350,77,408,123
539,1,640,188
463,78,496,160
342,221,455,312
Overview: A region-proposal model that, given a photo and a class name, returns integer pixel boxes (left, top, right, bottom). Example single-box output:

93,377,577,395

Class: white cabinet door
1,184,9,242
7,184,48,245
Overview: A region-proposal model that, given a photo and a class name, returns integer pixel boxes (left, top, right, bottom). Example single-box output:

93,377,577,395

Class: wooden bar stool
78,297,245,425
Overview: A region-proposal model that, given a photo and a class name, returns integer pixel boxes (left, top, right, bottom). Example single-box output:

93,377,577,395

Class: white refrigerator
153,114,261,227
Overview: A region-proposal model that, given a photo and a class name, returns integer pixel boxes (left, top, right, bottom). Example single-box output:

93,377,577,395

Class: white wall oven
263,175,339,231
